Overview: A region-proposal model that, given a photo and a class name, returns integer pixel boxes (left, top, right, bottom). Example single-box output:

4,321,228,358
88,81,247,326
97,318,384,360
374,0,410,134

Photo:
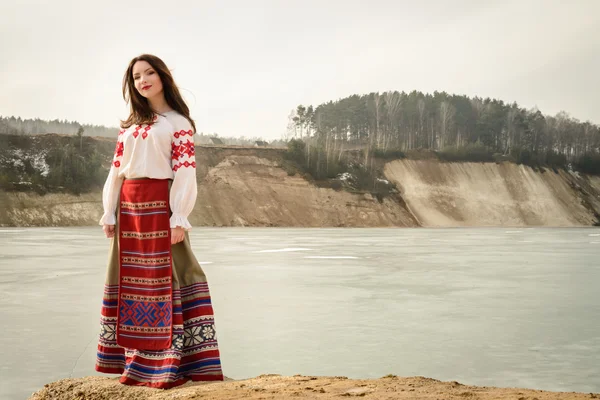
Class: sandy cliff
190,150,417,227
0,147,417,228
384,159,600,227
1,147,599,227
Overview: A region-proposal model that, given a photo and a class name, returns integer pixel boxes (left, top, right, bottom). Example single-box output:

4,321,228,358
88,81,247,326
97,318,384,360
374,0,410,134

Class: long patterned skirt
95,178,224,388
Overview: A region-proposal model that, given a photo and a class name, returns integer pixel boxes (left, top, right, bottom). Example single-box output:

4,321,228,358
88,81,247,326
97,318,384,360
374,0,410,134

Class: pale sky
1,0,599,140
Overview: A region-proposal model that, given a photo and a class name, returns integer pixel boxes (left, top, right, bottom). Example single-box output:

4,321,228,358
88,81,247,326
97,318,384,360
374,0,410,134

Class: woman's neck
148,94,173,114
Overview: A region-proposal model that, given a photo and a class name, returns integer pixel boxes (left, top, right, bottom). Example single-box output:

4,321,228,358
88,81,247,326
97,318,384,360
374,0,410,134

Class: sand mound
384,160,600,227
29,374,594,400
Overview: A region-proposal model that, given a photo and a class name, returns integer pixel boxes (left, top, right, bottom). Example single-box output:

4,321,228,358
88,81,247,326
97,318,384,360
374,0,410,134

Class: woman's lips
142,85,152,90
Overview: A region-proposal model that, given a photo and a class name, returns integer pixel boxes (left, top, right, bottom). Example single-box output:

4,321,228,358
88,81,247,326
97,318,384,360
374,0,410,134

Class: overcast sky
1,0,599,139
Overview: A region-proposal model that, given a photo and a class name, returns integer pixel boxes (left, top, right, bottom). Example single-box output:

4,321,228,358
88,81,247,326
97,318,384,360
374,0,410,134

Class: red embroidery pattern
173,130,193,139
142,125,151,139
171,126,195,172
133,125,152,139
114,142,124,158
113,141,124,168
171,142,180,161
171,139,195,161
172,161,196,172
118,129,126,136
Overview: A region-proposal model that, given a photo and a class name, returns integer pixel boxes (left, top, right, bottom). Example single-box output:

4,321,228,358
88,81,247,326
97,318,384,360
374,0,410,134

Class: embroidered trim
120,201,167,210
173,130,193,138
121,257,171,265
171,139,195,161
121,276,172,285
132,125,152,139
121,231,169,240
121,294,171,302
172,161,197,172
118,325,171,334
113,141,124,168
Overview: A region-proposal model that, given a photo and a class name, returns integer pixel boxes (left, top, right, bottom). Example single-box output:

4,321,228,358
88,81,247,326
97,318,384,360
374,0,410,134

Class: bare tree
470,97,485,119
293,105,306,140
384,91,402,151
284,109,297,141
439,101,455,149
505,107,518,154
364,93,382,165
417,98,425,149
76,125,85,151
372,93,382,149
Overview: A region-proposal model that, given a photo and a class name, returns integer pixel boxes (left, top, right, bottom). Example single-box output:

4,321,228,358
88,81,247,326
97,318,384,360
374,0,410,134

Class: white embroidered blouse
99,110,197,230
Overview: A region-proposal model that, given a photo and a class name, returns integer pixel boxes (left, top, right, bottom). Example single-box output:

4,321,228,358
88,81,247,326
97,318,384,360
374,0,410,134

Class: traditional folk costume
96,110,223,388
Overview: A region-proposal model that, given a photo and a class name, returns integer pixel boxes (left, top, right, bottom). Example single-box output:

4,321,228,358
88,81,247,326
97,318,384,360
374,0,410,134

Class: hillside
384,159,600,227
0,138,418,227
1,134,599,227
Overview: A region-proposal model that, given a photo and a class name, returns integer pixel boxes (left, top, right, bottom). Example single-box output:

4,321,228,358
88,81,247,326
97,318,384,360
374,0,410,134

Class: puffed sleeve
98,129,125,225
169,117,197,230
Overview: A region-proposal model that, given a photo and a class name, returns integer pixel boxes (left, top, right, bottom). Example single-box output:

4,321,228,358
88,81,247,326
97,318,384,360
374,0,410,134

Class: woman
95,54,224,388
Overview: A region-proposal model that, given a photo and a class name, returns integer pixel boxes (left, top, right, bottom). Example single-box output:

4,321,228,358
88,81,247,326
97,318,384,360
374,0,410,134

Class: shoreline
29,375,597,400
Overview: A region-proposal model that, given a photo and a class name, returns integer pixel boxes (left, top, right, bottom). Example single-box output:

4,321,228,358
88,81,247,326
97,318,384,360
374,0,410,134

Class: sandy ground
29,375,597,400
384,160,600,227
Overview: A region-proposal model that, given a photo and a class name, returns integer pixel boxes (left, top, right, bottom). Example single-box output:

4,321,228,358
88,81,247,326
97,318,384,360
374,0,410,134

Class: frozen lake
0,227,599,400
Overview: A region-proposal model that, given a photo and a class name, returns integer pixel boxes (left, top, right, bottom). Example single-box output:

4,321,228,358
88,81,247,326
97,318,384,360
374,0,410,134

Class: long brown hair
120,54,196,133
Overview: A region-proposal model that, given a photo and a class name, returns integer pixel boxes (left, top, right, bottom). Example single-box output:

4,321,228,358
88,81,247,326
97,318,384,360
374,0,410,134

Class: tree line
0,132,112,195
287,91,600,175
0,115,282,147
0,115,118,138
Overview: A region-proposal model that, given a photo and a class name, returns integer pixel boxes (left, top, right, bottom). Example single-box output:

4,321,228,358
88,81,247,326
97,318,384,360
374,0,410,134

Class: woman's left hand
171,226,185,244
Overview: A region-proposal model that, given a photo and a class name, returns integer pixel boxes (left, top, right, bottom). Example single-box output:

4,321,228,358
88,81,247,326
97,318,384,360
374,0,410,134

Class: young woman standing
95,54,223,388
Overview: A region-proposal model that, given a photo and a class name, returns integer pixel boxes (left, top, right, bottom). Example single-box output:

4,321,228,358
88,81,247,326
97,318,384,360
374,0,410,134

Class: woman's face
132,60,163,99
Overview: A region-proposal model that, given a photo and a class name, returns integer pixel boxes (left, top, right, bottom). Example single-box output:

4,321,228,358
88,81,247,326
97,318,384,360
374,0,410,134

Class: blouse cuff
170,214,192,231
99,212,116,226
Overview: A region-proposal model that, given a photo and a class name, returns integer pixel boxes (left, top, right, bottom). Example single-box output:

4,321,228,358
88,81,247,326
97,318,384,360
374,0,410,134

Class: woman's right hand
103,224,115,238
